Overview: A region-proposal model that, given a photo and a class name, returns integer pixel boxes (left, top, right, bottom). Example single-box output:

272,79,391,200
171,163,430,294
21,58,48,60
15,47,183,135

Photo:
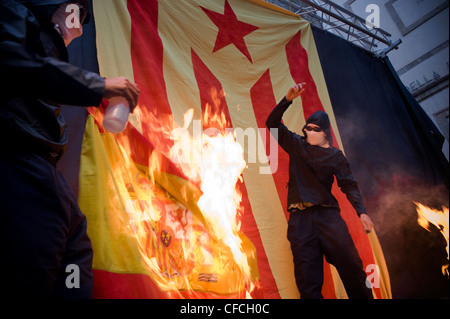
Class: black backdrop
59,5,449,298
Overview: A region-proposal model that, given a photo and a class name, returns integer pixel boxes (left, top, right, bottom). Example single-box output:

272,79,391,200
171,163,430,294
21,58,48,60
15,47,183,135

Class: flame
415,202,449,276
172,106,251,284
95,90,257,297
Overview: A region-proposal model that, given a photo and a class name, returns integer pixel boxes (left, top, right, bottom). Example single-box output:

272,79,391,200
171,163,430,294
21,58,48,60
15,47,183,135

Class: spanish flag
78,0,392,299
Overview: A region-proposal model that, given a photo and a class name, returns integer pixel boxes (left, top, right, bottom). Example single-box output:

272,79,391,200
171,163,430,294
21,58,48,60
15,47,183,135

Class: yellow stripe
79,115,148,274
368,230,393,299
93,0,133,80
93,0,142,133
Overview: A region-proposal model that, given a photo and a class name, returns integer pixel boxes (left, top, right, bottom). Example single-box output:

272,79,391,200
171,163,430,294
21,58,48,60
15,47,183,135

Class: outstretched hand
286,82,307,101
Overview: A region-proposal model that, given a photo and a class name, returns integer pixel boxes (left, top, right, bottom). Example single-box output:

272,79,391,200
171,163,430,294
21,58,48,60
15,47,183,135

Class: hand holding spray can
103,96,130,133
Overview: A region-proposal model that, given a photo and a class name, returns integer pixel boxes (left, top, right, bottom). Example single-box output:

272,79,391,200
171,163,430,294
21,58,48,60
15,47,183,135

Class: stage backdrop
67,0,394,298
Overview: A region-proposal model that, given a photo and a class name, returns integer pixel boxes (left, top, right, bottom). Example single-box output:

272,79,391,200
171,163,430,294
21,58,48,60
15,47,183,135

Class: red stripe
191,49,280,298
93,269,246,299
128,0,174,157
119,125,184,177
191,48,232,131
127,0,201,179
93,269,166,299
285,30,338,147
250,69,290,220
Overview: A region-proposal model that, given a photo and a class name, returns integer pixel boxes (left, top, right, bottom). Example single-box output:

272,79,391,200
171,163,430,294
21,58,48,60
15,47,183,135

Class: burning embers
415,202,449,277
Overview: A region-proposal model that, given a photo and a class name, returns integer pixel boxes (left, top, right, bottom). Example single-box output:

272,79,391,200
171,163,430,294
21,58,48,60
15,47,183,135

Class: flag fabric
78,0,392,298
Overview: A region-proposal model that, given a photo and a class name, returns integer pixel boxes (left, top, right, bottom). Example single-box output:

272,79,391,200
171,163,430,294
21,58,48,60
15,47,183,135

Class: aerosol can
103,96,130,133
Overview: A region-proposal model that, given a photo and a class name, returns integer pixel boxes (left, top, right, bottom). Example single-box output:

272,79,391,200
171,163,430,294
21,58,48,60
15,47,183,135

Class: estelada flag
78,0,392,298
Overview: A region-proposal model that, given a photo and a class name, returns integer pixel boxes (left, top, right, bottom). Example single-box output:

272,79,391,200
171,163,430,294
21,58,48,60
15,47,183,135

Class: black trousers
0,151,93,298
287,206,373,299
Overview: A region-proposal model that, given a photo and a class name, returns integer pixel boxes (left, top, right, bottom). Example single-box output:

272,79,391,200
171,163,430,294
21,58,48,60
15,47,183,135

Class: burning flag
80,103,259,298
78,0,392,298
415,202,449,276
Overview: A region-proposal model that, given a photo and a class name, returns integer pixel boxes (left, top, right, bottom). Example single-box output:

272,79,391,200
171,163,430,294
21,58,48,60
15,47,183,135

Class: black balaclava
302,110,333,146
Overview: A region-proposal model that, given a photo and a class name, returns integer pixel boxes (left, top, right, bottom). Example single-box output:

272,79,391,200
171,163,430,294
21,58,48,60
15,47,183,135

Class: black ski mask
302,110,333,146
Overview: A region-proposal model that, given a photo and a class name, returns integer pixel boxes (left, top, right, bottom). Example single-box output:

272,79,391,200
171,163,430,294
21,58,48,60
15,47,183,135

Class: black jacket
0,0,104,163
266,97,367,216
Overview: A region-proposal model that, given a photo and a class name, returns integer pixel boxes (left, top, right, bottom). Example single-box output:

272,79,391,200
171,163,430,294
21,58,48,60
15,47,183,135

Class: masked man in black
266,83,374,299
0,0,139,298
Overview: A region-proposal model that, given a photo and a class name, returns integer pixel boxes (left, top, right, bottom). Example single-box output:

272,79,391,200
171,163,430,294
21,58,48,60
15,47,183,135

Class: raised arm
266,83,306,153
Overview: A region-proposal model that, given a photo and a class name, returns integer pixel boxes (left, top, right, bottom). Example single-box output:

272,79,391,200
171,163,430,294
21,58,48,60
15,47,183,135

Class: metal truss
266,0,401,57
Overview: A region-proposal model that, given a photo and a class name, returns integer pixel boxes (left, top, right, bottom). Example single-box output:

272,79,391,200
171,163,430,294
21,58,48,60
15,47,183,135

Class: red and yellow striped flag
78,0,391,299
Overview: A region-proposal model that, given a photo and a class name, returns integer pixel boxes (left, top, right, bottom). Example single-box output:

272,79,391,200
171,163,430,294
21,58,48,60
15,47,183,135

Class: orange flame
172,106,252,285
96,90,257,297
415,202,449,276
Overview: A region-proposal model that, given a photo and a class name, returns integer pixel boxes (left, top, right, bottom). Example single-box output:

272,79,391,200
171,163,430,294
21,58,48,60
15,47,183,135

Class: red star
201,0,259,63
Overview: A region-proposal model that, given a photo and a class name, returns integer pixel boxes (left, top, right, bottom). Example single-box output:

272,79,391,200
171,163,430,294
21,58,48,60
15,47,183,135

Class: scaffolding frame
267,0,401,57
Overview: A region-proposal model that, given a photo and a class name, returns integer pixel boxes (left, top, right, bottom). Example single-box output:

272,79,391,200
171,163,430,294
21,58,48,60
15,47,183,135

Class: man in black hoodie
0,0,139,298
266,83,374,299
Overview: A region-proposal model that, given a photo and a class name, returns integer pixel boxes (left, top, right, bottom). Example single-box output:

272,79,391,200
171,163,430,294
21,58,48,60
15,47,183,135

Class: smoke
335,108,449,298
368,176,448,239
